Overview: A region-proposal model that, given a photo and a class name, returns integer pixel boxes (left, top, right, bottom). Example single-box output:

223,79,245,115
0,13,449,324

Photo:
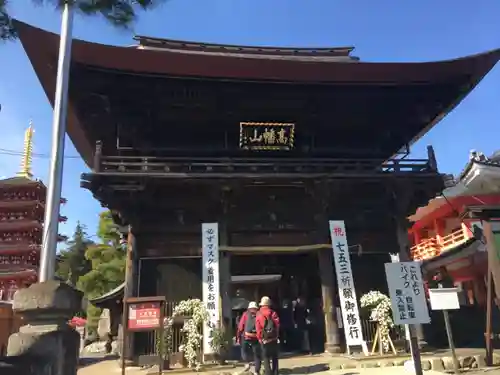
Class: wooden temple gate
34,25,497,362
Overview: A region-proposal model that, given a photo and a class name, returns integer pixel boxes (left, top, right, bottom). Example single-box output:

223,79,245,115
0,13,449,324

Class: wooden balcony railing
94,156,435,178
411,226,472,261
91,140,440,177
410,238,440,260
441,229,469,251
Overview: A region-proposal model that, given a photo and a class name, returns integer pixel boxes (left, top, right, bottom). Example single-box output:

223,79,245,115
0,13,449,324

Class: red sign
128,302,161,330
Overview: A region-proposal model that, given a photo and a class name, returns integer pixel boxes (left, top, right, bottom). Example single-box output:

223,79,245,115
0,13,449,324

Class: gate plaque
239,122,295,151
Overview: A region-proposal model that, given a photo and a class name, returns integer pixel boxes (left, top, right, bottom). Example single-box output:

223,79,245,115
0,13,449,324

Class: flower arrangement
360,290,394,352
156,298,209,370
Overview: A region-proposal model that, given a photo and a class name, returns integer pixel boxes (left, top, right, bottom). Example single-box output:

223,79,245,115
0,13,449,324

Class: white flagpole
39,3,74,282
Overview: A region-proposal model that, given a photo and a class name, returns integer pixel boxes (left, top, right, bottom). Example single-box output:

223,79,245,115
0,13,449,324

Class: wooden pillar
219,189,232,336
318,248,342,353
219,222,232,332
482,220,500,302
313,181,342,353
396,217,428,349
413,230,421,246
122,225,138,363
473,274,487,305
433,218,445,245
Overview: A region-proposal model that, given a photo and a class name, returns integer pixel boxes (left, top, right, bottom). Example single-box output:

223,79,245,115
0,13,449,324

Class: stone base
328,351,500,371
5,281,83,375
324,343,343,354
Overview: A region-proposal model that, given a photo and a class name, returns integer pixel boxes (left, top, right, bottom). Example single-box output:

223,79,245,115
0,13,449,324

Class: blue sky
0,0,499,238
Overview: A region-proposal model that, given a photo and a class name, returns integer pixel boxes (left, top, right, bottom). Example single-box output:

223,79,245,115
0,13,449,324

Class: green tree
1,0,164,41
78,210,126,299
78,210,126,333
56,222,93,286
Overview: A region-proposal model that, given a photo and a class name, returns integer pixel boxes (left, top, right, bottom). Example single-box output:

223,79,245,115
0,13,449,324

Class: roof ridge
133,35,356,56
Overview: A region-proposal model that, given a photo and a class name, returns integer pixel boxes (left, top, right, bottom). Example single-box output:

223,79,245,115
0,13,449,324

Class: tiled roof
134,36,359,62
0,177,45,188
89,282,124,307
0,268,37,279
421,238,482,272
457,150,500,182
0,220,42,232
0,200,43,209
0,244,39,252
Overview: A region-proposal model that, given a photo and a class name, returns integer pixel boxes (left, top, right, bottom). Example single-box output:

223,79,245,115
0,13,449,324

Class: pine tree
56,222,93,286
78,210,126,298
78,210,126,333
1,0,164,41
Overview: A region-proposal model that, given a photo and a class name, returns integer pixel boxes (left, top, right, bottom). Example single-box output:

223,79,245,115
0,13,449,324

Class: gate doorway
230,251,322,309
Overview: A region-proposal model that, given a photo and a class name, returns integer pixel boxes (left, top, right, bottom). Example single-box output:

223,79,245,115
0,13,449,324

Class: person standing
237,301,261,374
279,299,294,352
256,296,280,375
293,297,310,353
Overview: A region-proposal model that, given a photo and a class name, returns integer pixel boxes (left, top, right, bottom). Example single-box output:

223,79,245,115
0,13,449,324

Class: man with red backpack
256,296,280,375
237,301,262,374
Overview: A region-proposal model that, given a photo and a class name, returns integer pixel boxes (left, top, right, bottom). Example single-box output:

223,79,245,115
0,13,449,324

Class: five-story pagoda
0,124,67,301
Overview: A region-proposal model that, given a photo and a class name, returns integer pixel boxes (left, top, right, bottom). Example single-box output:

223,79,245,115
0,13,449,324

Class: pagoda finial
17,120,34,179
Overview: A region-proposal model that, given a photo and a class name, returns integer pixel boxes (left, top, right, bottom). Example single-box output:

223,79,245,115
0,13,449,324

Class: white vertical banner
202,223,220,354
329,220,364,346
385,261,430,325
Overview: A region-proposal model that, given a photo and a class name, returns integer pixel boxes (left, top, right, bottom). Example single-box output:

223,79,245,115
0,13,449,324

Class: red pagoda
0,124,67,301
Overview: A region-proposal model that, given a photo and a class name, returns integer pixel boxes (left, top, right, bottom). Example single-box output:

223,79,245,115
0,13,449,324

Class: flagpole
39,2,74,282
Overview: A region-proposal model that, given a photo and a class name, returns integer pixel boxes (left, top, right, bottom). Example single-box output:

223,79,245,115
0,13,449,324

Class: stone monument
5,280,83,375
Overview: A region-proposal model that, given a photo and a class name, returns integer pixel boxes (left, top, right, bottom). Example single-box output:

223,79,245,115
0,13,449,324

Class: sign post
429,287,461,374
201,223,220,357
329,220,368,356
122,296,166,375
483,219,500,365
389,254,412,350
385,261,430,375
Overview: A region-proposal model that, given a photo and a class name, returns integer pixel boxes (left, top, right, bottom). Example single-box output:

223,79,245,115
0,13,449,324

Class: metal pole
443,310,460,374
408,325,424,375
389,253,412,351
39,3,74,282
485,267,493,366
392,215,425,375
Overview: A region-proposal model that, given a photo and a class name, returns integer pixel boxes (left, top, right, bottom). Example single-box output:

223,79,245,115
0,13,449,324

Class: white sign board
202,223,220,354
329,220,364,346
385,261,430,325
428,288,460,310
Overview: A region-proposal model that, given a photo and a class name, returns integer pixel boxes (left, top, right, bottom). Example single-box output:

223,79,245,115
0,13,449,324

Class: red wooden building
0,125,67,301
409,151,500,306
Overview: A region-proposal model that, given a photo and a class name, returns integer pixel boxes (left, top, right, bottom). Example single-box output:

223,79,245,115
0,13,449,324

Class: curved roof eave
14,20,500,166
16,20,500,83
89,282,124,307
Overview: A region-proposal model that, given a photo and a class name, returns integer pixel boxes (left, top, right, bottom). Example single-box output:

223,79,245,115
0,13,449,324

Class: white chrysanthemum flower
156,298,210,369
361,290,394,352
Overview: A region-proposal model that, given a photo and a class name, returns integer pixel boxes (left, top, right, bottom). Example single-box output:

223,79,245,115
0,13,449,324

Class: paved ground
77,356,441,375
462,369,500,375
325,368,443,375
78,360,447,375
77,349,500,375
